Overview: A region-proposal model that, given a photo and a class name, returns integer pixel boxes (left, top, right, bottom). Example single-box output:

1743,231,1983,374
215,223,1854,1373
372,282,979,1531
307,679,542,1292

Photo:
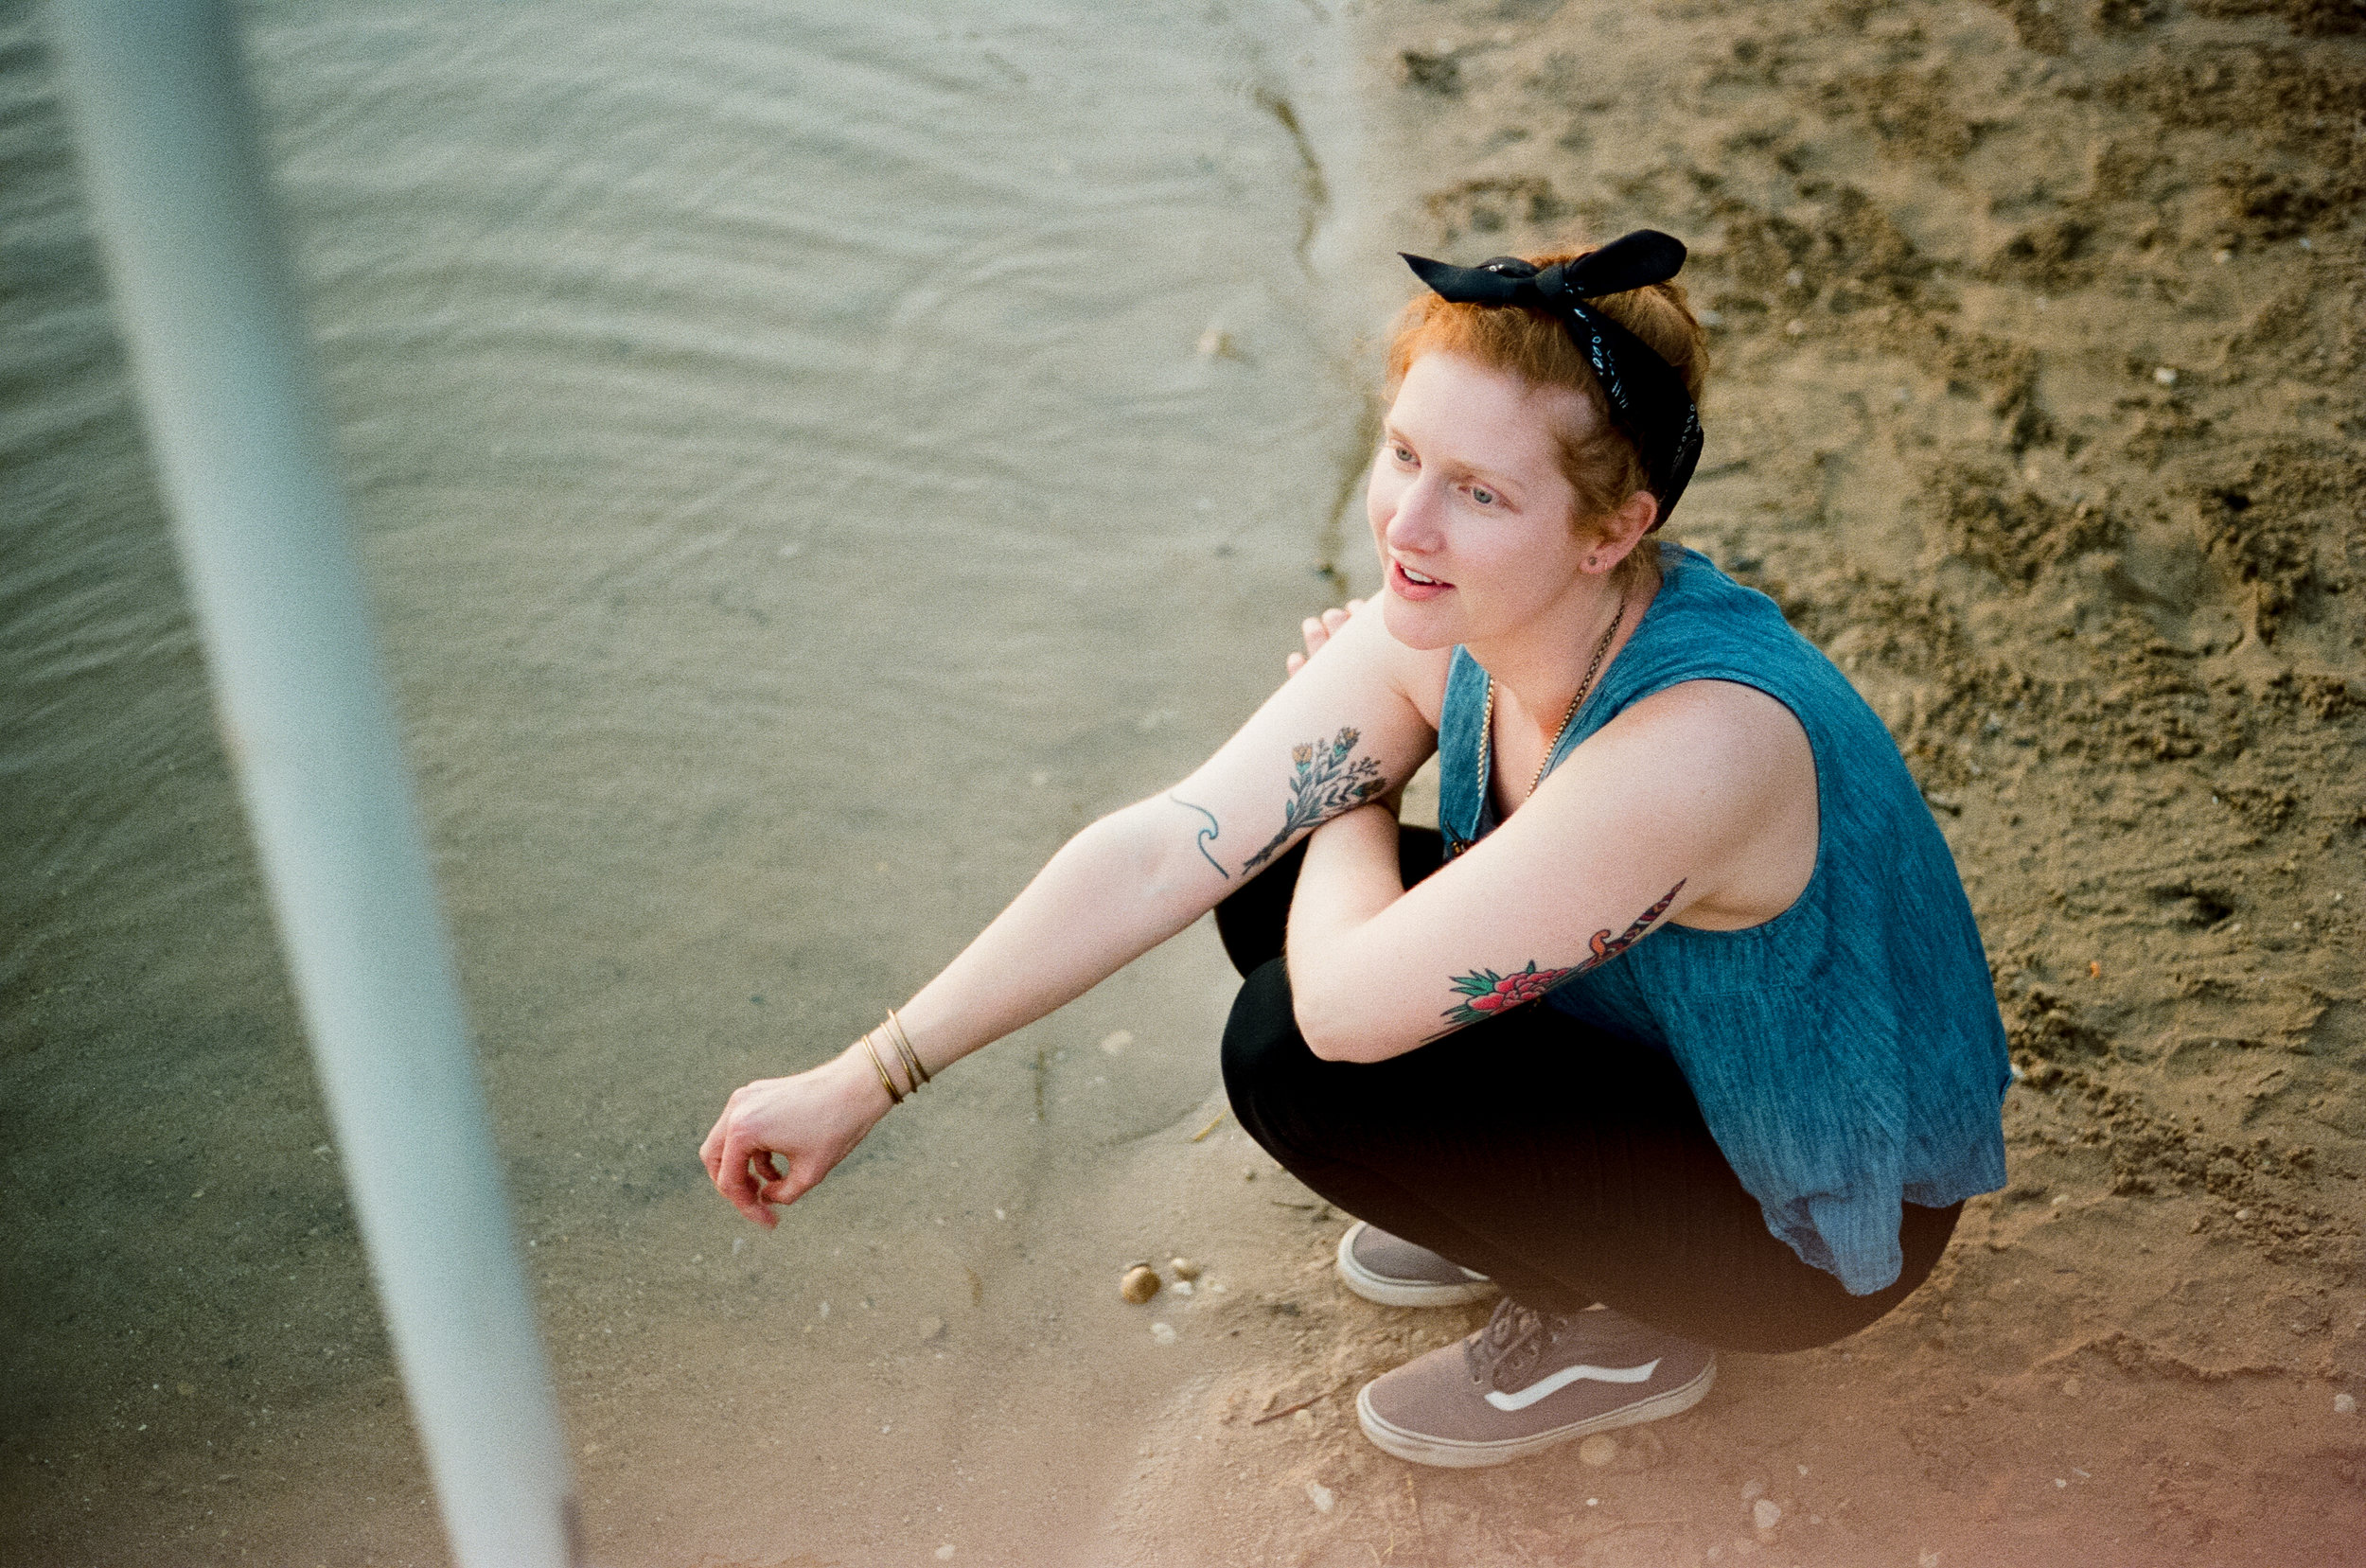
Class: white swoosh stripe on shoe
1482,1357,1662,1412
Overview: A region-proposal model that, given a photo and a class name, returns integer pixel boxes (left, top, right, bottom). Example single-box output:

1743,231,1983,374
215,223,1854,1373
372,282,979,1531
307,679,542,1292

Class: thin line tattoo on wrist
1239,726,1388,875
1167,793,1228,878
1431,879,1686,1035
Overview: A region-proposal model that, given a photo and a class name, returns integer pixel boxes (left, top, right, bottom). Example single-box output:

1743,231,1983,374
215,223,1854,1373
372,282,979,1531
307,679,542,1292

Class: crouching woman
702,231,2011,1469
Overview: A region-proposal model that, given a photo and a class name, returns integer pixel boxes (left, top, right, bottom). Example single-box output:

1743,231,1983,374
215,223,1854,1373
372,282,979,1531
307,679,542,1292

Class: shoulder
1573,678,1815,831
1603,678,1808,759
1322,598,1455,731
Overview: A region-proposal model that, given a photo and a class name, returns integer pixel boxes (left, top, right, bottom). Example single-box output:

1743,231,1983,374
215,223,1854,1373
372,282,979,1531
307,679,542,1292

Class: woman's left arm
1284,679,1814,1063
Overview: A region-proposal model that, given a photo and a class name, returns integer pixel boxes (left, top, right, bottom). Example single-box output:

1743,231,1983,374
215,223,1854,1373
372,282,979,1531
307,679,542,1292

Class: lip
1387,556,1453,600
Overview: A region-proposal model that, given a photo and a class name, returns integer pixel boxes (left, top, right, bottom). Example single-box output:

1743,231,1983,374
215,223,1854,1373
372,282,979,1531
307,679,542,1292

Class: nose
1384,469,1447,555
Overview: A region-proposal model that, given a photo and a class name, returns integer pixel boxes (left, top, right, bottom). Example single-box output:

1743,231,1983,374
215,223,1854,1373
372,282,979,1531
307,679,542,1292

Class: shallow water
1,2,1387,1559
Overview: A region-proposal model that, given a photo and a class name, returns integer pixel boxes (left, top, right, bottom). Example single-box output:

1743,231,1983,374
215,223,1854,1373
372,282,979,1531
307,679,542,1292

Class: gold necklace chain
1479,593,1628,810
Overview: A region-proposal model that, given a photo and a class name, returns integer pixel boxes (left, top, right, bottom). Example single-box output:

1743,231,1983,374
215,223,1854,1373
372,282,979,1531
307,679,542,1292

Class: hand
1285,598,1366,678
698,1050,892,1228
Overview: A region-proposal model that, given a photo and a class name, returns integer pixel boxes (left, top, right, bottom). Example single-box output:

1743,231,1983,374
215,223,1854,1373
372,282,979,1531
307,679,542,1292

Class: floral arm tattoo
1238,727,1389,875
1167,793,1228,878
1431,879,1686,1036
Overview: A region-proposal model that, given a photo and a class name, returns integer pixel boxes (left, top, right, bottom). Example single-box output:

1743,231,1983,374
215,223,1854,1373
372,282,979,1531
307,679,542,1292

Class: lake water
0,1,1400,1560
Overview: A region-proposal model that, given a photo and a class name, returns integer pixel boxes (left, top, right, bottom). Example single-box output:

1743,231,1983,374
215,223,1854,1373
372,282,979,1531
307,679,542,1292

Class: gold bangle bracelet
862,1030,905,1106
884,1008,929,1088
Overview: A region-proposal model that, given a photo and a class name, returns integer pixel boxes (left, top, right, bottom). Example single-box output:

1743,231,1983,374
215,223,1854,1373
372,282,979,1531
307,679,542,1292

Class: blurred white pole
48,4,580,1563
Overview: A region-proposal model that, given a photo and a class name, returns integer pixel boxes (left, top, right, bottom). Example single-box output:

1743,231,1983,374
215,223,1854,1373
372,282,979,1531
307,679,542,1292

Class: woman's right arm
700,598,1439,1224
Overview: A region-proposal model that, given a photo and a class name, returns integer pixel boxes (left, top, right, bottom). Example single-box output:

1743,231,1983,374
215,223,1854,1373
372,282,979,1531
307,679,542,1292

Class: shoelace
1464,1298,1563,1393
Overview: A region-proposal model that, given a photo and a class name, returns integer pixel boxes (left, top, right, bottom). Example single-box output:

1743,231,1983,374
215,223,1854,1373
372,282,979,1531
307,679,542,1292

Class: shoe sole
1334,1223,1496,1309
1354,1357,1717,1469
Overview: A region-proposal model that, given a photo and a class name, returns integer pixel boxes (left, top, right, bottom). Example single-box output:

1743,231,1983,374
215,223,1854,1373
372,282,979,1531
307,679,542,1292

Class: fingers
1284,651,1306,677
698,1102,731,1182
715,1128,783,1228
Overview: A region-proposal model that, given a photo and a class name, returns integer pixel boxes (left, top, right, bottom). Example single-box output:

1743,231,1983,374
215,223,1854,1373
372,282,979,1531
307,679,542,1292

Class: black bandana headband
1400,229,1704,526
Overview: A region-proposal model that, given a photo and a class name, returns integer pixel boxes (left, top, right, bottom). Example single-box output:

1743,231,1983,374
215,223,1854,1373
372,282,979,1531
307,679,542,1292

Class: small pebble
2153,366,2178,386
2061,1376,2082,1398
1305,1480,1335,1513
1292,1407,1315,1430
2054,1477,2067,1489
935,1548,955,1561
2337,1392,2357,1416
1121,1265,1161,1304
1151,1321,1176,1346
1578,1435,1618,1468
1173,1279,1194,1296
1753,1499,1782,1532
1099,1031,1133,1056
1170,1257,1202,1280
1740,1478,1766,1503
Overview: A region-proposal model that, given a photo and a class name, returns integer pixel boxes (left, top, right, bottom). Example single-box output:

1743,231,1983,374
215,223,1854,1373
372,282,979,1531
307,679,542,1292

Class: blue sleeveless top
1437,544,2010,1295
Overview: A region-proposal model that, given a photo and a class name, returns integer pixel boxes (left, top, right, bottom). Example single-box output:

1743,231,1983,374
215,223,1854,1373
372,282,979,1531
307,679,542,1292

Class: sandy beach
1103,2,2366,1563
5,0,2362,1564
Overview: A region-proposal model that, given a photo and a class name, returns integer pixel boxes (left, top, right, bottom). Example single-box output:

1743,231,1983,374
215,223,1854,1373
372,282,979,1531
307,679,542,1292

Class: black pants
1215,828,1957,1354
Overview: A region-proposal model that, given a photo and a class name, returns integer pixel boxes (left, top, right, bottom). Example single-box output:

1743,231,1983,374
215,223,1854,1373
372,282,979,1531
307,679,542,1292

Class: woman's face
1366,351,1598,653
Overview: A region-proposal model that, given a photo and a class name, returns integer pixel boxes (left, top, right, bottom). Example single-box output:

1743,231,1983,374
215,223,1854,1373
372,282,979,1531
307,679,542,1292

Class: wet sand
7,0,2364,1564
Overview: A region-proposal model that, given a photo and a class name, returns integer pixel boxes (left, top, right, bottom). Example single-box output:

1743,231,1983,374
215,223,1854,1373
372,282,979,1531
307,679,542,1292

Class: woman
701,231,2010,1469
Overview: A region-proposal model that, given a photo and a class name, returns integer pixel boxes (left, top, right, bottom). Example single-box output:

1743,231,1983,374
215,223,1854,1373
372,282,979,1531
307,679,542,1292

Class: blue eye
1471,486,1496,506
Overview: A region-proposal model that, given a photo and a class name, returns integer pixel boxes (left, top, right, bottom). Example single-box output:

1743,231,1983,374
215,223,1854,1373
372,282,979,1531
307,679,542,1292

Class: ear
1581,488,1661,574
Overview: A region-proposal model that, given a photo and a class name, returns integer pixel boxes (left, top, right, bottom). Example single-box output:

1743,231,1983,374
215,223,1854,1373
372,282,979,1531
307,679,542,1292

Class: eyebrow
1383,423,1525,502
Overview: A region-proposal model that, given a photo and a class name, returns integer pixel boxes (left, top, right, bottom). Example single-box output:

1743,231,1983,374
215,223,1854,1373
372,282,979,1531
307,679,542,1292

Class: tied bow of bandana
1400,229,1704,525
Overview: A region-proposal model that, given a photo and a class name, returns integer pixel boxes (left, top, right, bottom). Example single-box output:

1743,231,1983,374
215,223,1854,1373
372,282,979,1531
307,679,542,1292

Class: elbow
1288,960,1375,1064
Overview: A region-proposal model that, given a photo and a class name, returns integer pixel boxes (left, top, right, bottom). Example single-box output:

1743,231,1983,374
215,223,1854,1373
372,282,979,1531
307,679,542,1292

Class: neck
1467,567,1651,747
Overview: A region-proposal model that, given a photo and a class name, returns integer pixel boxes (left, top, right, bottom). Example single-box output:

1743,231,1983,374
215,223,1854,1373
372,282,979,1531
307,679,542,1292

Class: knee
1220,957,1316,1121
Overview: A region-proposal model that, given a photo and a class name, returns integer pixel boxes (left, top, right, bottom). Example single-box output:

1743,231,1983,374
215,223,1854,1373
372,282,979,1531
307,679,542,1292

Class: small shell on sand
1170,1257,1202,1280
1151,1321,1177,1346
1121,1264,1161,1303
1305,1480,1335,1513
1577,1435,1617,1467
2337,1391,2357,1416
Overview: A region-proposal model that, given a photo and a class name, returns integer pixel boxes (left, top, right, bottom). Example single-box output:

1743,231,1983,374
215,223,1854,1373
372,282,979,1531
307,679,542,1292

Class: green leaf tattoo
1239,726,1387,874
1168,793,1228,878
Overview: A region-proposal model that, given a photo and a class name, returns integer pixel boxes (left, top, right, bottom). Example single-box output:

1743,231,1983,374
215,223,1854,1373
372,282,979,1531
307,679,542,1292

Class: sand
1090,2,2366,1564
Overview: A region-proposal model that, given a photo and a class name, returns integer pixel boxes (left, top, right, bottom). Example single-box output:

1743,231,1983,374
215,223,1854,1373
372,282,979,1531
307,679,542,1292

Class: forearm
1283,802,1408,1059
863,800,1218,1083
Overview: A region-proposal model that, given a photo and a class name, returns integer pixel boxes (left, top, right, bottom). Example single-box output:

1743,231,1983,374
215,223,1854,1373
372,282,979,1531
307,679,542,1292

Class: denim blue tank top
1437,543,2010,1295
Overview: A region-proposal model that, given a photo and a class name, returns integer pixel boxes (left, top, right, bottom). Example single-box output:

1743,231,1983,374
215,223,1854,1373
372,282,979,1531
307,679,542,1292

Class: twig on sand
1191,1112,1226,1141
1251,1394,1322,1425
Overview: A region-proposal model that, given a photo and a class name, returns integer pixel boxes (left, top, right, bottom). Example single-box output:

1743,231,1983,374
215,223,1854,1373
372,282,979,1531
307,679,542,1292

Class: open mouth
1393,559,1451,589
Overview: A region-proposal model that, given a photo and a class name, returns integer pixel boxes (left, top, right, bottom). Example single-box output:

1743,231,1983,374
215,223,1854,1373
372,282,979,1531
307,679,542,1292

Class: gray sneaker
1355,1298,1716,1468
1335,1221,1495,1307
